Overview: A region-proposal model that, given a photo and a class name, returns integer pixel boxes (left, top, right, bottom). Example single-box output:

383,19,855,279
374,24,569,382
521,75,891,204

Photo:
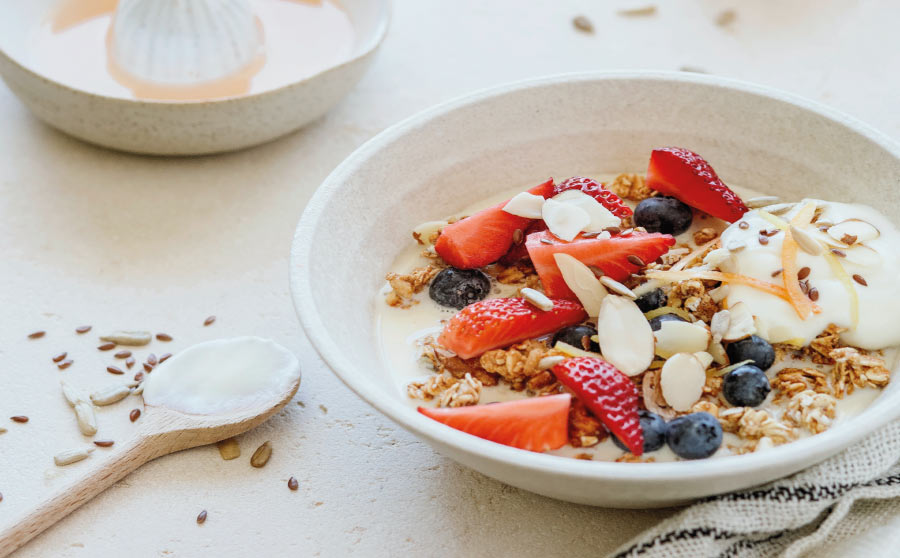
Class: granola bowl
290,72,900,507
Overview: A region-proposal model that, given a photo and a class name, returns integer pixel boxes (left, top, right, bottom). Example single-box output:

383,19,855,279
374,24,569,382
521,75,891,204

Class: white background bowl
291,72,900,508
0,0,389,155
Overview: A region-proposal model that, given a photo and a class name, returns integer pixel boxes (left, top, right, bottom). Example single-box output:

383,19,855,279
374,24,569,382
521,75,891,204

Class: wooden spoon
0,353,300,556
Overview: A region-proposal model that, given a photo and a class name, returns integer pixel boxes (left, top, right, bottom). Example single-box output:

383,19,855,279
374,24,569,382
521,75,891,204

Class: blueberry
613,410,668,453
648,312,687,332
428,268,491,309
634,197,694,236
722,365,771,407
726,335,776,371
635,288,668,313
552,325,599,352
666,412,723,459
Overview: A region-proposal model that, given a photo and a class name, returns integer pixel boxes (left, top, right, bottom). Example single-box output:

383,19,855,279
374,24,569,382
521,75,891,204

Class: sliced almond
659,353,706,411
745,196,780,209
722,301,756,341
693,351,714,369
553,190,621,232
654,320,711,358
521,288,554,311
599,276,637,299
765,203,795,216
538,355,567,370
542,198,590,241
553,253,608,317
827,219,879,244
709,310,731,340
596,296,654,376
704,247,736,270
708,284,730,303
789,225,823,256
707,338,728,365
502,192,545,219
842,244,881,267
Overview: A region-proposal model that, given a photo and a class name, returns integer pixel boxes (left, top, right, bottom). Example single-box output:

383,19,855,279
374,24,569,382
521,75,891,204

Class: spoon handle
0,434,160,557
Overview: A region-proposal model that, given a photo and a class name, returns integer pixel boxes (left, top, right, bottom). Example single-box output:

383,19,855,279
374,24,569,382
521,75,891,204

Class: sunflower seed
60,380,87,407
599,276,637,299
250,441,272,468
91,385,131,406
790,225,823,255
100,331,152,346
217,438,241,460
538,356,567,370
74,402,98,436
521,288,554,311
617,5,656,17
745,196,780,209
54,447,94,466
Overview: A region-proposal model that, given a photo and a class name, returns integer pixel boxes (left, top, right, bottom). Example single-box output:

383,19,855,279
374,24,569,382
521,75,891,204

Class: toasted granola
439,373,483,407
420,338,500,386
666,279,719,322
693,227,719,245
718,407,795,444
691,400,719,417
616,453,656,463
803,324,847,364
385,265,441,308
772,367,832,403
784,389,836,434
568,398,608,447
483,261,542,289
830,347,891,397
607,173,654,202
480,340,552,390
407,373,457,401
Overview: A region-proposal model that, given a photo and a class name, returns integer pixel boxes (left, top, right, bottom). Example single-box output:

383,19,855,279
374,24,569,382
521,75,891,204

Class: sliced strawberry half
499,220,548,265
437,297,586,359
552,357,644,455
646,147,748,223
435,179,556,269
554,176,633,218
418,393,571,452
525,230,676,298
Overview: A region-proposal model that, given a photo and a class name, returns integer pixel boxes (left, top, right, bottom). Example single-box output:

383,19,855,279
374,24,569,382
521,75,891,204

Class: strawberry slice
646,147,748,223
418,393,571,452
437,297,586,359
554,176,633,218
525,230,676,298
552,357,644,455
435,179,555,269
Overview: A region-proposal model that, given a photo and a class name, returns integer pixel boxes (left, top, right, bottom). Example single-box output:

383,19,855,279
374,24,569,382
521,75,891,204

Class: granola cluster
666,279,718,322
407,372,483,407
385,265,441,308
606,173,655,202
831,347,891,396
480,340,555,391
483,261,542,290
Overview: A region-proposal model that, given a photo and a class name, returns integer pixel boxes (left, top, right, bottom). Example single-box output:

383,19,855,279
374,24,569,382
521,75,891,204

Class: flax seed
572,15,594,33
288,477,299,491
129,409,141,422
156,333,173,342
28,331,45,339
159,353,172,363
841,234,858,246
11,416,28,423
75,325,92,334
147,354,158,366
604,226,622,234
114,350,132,359
798,267,811,280
107,366,124,375
758,235,769,245
831,249,846,258
57,359,73,370
852,274,868,286
134,372,144,382
125,356,135,369
196,510,207,524
203,316,216,327
98,343,116,351
808,287,819,301
93,440,115,448
512,229,524,245
738,221,749,230
771,269,783,278
143,362,153,373
52,352,67,363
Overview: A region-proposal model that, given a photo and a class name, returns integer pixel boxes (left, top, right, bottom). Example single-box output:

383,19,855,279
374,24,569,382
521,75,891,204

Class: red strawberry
437,297,586,359
435,179,556,269
525,230,676,298
646,147,748,222
552,357,644,455
418,393,571,452
554,176,633,217
499,220,548,265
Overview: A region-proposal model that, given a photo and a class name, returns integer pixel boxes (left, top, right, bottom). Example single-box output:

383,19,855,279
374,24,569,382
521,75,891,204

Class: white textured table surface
2,1,899,556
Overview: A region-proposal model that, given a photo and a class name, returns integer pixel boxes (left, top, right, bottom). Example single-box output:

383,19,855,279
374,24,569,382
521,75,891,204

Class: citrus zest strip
644,270,810,308
781,201,819,319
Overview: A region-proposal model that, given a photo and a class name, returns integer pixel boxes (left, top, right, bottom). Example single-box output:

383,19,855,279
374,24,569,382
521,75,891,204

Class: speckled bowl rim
0,0,390,106
291,71,900,484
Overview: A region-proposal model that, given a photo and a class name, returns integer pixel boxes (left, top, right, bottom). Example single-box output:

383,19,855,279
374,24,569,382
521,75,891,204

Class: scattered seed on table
93,440,115,448
0,428,7,434
250,441,272,468
0,492,3,503
852,274,868,286
114,350,132,359
98,343,116,351
288,477,299,491
129,409,141,422
54,447,94,466
147,353,158,366
197,510,207,524
91,385,131,406
143,362,153,373
52,352,67,363
28,331,45,339
107,366,124,375
217,438,241,460
204,316,216,327
572,15,594,33
57,359,73,370
100,331,151,346
125,356,135,369
156,333,173,342
798,267,811,280
159,353,172,363
604,226,621,234
75,325,92,334
10,416,28,423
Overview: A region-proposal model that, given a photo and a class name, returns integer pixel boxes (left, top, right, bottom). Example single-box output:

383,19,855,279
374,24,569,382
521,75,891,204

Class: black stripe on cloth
613,473,900,558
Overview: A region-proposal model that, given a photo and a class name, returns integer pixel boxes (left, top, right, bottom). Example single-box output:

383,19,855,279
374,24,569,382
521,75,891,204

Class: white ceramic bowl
0,0,389,156
291,72,900,507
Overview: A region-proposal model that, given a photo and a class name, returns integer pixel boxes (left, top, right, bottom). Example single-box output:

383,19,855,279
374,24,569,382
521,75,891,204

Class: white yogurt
142,337,301,415
720,199,900,349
